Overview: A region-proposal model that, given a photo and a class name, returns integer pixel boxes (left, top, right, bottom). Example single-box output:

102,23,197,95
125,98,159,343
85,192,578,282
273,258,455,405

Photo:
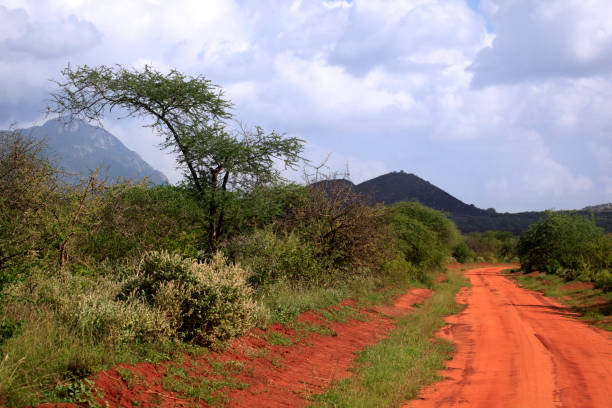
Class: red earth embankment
403,266,612,408
40,287,431,408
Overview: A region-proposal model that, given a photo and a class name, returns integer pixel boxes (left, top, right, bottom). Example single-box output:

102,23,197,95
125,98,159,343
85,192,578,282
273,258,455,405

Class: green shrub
0,269,180,406
381,256,429,284
452,242,473,263
518,212,605,275
228,228,326,287
386,202,460,249
593,269,612,292
0,130,60,286
384,202,458,270
281,182,391,272
464,231,517,262
81,184,206,262
0,319,21,346
123,251,260,347
2,271,172,344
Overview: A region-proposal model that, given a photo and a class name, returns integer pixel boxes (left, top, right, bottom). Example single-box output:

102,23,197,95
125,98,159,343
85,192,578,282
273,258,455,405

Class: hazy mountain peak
17,119,167,184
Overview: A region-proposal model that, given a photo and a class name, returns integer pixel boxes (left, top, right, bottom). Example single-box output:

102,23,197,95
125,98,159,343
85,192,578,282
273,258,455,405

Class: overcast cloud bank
0,0,610,212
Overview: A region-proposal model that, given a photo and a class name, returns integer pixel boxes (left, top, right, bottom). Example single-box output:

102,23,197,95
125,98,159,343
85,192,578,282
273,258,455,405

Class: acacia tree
48,64,303,250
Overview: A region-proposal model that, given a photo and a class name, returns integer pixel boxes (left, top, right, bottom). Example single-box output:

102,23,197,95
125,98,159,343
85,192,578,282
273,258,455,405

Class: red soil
40,287,431,408
559,281,594,291
403,266,612,408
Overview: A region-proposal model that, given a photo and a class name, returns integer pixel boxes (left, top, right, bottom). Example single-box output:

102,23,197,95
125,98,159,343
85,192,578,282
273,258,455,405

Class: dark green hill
355,171,486,216
314,172,612,234
15,119,167,184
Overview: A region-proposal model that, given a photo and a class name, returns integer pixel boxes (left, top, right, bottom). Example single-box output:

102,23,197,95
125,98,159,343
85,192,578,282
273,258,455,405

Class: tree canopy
48,64,304,250
517,211,605,276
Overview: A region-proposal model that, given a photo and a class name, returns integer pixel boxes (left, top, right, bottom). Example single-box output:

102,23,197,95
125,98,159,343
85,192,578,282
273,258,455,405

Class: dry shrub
2,270,172,344
123,251,261,347
228,228,326,287
282,176,391,273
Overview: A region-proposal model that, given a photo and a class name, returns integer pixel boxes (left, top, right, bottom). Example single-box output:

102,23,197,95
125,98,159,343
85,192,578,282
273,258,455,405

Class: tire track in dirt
403,266,612,408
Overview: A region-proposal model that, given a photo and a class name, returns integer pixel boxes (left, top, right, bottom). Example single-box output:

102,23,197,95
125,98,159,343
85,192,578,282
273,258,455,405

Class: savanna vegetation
517,211,612,289
452,230,518,263
509,212,612,330
0,65,463,406
6,64,606,407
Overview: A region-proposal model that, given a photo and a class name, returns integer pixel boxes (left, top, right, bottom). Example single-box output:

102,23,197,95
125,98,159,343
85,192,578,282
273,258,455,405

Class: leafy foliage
81,183,206,262
49,64,304,251
0,131,59,285
281,179,391,272
228,228,325,287
452,242,473,263
518,212,608,279
3,270,172,344
462,230,518,262
123,251,260,347
384,202,460,269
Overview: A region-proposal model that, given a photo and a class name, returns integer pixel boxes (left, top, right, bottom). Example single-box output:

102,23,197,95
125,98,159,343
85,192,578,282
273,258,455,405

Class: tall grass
260,261,429,325
0,268,179,406
0,310,176,406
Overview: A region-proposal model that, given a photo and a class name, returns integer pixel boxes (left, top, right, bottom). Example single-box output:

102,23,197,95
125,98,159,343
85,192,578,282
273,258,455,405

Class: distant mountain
313,171,487,216
16,119,167,184
582,203,612,212
314,171,612,234
355,171,487,216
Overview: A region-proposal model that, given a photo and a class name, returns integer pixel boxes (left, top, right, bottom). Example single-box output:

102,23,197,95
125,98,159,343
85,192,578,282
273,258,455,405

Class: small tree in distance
48,64,304,251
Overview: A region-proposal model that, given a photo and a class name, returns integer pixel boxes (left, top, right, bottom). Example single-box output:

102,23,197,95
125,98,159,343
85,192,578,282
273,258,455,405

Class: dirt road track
404,266,612,408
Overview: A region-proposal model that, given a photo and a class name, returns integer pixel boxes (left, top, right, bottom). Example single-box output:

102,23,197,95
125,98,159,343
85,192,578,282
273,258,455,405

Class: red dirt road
404,266,612,408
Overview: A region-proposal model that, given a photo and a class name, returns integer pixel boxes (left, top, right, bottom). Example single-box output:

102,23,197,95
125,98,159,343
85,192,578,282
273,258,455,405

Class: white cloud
0,0,610,212
471,0,612,87
0,5,100,60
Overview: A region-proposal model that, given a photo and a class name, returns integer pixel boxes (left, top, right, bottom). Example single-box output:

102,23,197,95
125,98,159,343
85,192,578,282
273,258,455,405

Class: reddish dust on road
404,266,612,408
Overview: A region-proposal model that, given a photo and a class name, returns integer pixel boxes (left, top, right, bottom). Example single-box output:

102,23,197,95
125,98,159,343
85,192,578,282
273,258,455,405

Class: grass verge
0,317,178,406
0,268,428,407
260,272,427,325
310,267,468,407
508,271,612,330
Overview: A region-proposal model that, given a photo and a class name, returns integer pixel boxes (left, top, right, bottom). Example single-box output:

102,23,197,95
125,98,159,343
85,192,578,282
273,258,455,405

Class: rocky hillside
16,119,167,184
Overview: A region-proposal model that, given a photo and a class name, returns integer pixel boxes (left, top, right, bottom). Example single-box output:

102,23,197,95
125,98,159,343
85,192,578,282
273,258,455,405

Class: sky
0,0,611,213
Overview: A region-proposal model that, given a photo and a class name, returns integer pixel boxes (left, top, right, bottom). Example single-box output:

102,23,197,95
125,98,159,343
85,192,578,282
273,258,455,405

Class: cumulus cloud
0,0,610,211
470,0,612,87
329,0,487,75
0,5,100,60
486,130,592,198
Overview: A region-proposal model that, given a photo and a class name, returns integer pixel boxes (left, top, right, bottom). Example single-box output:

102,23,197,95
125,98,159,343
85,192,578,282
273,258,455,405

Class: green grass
116,367,149,389
161,358,249,406
263,331,293,346
310,268,468,407
0,263,431,406
319,305,365,323
510,272,612,330
0,315,178,406
260,272,427,325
